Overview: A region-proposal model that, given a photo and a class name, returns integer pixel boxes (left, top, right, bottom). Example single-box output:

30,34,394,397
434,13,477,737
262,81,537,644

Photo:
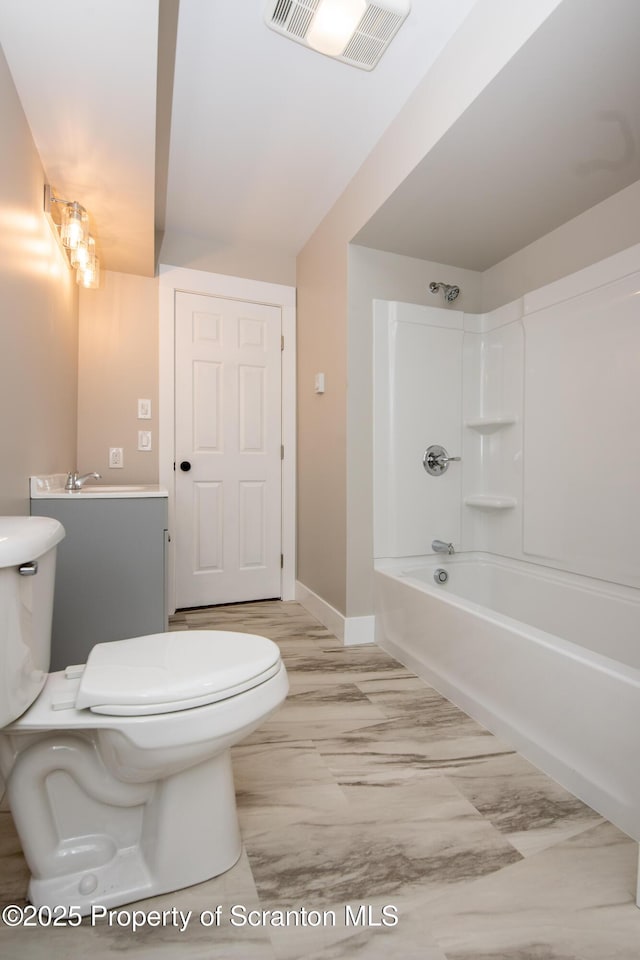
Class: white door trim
159,264,296,613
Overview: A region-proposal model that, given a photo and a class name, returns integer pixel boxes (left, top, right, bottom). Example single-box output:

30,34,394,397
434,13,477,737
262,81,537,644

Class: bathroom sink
29,476,168,499
61,484,168,498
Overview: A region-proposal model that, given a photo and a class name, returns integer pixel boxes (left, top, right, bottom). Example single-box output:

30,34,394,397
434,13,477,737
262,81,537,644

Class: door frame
159,264,296,614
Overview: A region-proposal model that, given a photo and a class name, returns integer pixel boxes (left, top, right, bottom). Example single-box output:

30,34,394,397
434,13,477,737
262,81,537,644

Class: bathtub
374,552,640,842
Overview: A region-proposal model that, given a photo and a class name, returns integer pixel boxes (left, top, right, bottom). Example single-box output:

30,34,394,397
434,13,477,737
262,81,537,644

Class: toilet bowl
0,516,288,914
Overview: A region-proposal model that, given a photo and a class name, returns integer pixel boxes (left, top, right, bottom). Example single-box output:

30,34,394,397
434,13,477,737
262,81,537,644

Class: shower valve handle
423,445,461,476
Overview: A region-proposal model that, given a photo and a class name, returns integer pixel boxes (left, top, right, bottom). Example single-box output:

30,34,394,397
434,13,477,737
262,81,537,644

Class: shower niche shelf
464,495,517,510
464,416,516,434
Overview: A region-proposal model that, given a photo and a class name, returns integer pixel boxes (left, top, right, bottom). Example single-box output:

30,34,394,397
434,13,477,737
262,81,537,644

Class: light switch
314,373,325,394
138,431,152,451
138,399,151,419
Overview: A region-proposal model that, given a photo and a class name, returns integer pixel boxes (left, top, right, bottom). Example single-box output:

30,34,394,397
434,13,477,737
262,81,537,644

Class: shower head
429,281,460,303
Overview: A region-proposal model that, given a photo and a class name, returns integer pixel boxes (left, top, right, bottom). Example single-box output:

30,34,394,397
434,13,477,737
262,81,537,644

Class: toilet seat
60,631,282,717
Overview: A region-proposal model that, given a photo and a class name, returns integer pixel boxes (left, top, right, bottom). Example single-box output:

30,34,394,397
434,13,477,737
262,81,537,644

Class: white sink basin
70,484,168,498
77,484,149,493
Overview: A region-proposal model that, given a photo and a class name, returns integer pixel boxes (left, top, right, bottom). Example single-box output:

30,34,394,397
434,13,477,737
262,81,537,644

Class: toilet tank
0,516,65,726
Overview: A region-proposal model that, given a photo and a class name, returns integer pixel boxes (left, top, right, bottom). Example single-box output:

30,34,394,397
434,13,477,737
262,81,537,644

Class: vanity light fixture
44,184,100,289
265,0,411,71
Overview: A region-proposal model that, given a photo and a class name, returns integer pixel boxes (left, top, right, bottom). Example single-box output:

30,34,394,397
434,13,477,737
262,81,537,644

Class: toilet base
29,845,157,915
29,839,243,917
10,736,243,915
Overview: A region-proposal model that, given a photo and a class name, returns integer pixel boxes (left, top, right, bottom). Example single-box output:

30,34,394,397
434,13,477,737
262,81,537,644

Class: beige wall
481,179,640,311
77,271,159,481
159,230,296,288
296,0,564,615
0,44,78,514
297,230,348,613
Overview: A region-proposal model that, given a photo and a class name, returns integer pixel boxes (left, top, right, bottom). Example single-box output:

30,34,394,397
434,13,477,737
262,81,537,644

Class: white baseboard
295,581,345,640
344,614,376,646
295,582,375,646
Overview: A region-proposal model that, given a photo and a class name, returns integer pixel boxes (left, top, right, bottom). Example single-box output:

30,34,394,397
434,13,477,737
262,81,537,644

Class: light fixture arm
48,194,73,209
43,183,73,212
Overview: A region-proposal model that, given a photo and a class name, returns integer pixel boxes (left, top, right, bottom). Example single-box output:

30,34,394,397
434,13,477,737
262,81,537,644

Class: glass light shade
70,234,95,269
307,0,366,56
76,254,100,289
60,201,88,250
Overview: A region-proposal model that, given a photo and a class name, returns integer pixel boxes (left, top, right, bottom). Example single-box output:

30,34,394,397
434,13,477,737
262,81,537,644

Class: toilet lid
74,631,282,716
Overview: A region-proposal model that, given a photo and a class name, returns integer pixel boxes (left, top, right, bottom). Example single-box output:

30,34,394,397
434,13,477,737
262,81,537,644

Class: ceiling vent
265,0,411,71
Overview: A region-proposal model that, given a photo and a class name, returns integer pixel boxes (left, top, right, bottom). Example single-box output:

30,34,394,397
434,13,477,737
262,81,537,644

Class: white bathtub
374,553,640,841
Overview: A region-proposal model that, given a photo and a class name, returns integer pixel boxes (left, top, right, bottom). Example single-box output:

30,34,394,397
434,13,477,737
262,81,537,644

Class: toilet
0,516,288,914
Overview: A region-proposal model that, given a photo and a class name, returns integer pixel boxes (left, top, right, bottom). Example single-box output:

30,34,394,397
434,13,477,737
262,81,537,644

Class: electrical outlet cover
109,447,124,468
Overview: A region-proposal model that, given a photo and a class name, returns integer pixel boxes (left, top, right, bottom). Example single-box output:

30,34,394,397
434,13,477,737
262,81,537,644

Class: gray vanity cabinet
31,496,168,671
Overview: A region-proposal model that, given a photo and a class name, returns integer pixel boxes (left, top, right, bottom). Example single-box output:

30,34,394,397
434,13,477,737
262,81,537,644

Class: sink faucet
65,471,102,491
432,539,455,555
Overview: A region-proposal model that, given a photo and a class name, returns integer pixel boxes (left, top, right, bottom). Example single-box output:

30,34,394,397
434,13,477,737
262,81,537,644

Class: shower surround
372,244,640,869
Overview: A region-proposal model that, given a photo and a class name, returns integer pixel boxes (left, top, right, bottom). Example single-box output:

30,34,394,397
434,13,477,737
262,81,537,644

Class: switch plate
138,430,152,451
109,447,123,468
314,372,325,394
137,398,151,419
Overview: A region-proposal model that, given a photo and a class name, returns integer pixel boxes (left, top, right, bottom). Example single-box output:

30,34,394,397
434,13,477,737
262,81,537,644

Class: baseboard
295,582,375,646
343,614,376,646
295,581,345,640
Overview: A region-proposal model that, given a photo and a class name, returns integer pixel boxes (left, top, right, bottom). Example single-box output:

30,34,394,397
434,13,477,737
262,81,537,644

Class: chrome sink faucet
432,539,455,555
65,471,102,491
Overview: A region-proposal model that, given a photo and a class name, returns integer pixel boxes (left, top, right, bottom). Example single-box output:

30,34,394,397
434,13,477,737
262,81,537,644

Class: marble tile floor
1,600,638,959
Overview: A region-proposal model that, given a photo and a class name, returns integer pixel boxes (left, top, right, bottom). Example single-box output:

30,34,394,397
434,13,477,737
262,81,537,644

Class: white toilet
0,516,288,914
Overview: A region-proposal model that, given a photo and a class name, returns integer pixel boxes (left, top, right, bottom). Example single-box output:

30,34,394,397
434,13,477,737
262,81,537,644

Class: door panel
175,292,282,608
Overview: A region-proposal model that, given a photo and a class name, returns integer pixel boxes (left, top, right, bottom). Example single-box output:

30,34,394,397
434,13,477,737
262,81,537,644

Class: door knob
180,461,192,472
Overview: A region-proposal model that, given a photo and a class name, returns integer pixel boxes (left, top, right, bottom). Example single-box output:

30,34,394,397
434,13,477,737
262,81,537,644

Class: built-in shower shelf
464,416,516,434
464,495,517,510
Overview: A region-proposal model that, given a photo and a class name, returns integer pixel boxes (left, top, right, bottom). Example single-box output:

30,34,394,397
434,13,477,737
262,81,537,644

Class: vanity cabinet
31,495,168,671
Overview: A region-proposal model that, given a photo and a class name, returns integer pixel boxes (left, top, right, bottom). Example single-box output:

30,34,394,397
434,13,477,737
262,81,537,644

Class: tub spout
432,539,454,555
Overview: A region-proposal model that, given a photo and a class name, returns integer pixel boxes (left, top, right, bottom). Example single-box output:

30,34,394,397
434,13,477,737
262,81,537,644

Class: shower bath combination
429,281,460,303
374,257,640,899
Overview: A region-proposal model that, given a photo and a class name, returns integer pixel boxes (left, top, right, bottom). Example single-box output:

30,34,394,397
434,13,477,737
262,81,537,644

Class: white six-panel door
174,292,282,608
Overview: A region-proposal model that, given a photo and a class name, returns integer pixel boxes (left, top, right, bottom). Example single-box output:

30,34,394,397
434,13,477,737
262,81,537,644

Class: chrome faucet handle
423,445,461,476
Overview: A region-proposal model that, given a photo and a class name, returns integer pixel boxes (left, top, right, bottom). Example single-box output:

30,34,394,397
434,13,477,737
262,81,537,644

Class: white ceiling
163,0,479,262
353,0,640,270
0,0,480,277
3,0,639,280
